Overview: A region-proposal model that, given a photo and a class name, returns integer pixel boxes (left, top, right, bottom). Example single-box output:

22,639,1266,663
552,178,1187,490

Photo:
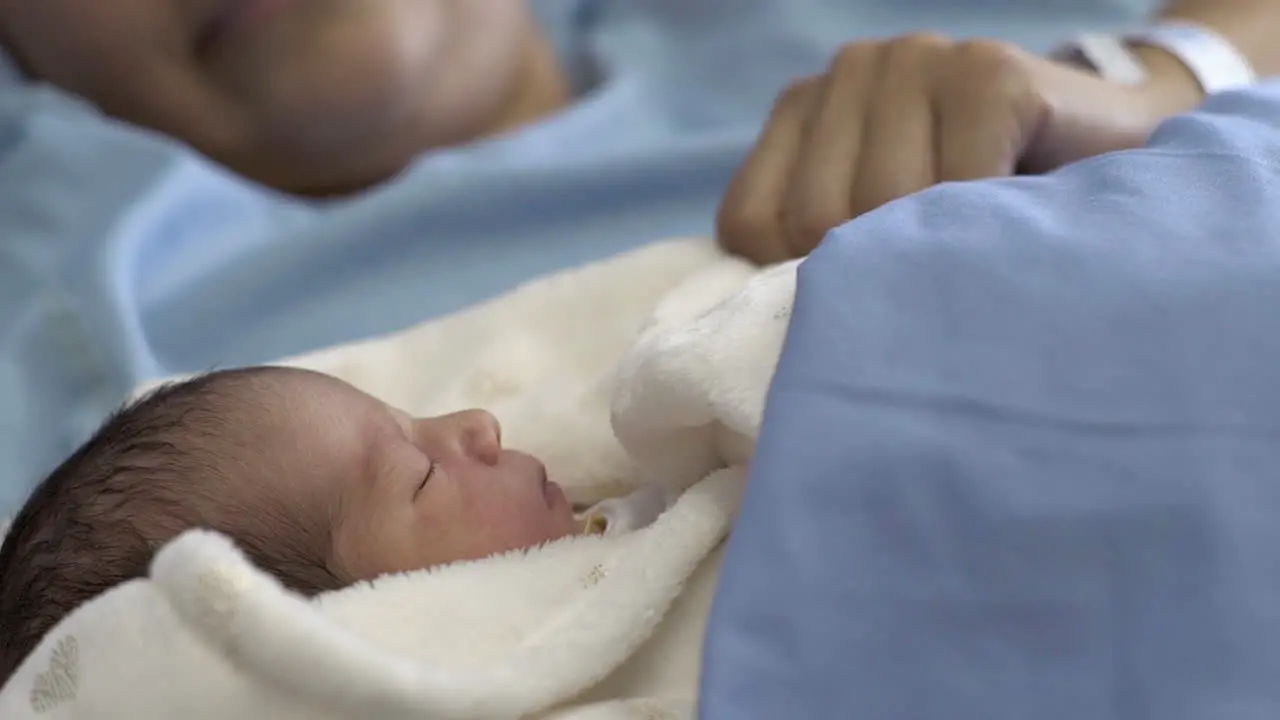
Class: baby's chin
542,481,582,539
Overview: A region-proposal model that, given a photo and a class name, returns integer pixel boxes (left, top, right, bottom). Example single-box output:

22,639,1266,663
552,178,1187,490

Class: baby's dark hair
0,368,343,685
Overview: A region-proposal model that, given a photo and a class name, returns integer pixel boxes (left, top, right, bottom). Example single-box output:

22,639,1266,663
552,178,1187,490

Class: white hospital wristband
1051,21,1257,95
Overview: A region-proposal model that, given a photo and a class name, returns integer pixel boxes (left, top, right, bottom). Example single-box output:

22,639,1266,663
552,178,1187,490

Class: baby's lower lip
543,479,567,508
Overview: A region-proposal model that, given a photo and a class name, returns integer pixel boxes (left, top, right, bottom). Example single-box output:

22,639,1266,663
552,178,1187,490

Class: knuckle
877,32,952,74
829,41,876,73
896,31,951,51
953,38,1025,78
937,39,1040,107
774,75,818,110
883,34,938,71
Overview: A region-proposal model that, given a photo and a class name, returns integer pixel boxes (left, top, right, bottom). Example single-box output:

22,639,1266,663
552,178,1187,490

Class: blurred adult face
0,0,565,193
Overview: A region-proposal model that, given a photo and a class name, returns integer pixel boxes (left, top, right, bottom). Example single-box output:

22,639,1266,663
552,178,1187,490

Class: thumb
1019,55,1158,174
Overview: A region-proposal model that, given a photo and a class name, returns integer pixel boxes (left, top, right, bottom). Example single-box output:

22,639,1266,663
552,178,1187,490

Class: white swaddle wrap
0,238,801,719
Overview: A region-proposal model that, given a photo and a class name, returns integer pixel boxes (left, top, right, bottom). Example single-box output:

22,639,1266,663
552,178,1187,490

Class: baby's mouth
540,467,567,509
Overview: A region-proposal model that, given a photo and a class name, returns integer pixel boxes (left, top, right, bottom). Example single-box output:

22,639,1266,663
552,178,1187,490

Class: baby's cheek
475,508,564,555
430,483,572,561
523,507,578,548
335,507,442,579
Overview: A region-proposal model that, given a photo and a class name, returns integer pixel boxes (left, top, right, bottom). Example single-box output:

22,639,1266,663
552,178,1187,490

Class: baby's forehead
227,367,382,418
263,369,397,430
227,368,400,477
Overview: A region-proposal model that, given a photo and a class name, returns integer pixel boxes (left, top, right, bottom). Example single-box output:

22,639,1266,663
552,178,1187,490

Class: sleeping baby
0,365,670,687
0,250,790,718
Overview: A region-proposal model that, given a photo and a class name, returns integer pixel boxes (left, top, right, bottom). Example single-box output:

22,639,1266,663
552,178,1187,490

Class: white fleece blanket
0,237,801,719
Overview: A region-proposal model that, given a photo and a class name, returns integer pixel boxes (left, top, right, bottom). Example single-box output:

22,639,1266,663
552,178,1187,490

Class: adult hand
717,33,1193,264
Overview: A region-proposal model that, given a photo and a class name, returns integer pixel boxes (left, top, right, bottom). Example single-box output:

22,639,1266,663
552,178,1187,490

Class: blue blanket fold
701,82,1280,719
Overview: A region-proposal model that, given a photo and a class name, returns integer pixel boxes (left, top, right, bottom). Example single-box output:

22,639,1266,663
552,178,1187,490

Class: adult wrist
1127,44,1206,121
1051,22,1257,129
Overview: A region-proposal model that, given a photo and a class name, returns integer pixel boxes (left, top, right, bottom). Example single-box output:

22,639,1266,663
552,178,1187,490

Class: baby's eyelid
387,406,415,437
414,459,438,499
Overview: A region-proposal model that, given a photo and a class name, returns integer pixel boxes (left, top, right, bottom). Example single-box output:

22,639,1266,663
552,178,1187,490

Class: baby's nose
453,409,502,465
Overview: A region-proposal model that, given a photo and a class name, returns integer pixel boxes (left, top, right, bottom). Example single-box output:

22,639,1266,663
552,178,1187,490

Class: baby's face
0,0,536,191
254,369,578,581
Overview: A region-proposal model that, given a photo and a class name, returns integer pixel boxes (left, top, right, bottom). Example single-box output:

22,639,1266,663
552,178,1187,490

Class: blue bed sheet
701,83,1280,719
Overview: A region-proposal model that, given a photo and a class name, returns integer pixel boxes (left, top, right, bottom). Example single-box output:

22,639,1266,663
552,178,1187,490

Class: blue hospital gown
0,0,1157,513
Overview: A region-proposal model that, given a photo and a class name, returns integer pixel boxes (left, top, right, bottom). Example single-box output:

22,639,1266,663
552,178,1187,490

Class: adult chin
199,4,434,189
208,0,567,195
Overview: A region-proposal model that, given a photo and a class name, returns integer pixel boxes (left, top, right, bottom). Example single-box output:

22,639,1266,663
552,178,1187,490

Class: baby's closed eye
413,461,438,500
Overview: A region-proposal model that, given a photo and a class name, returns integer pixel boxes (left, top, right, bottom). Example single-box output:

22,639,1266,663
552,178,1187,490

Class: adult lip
197,0,298,53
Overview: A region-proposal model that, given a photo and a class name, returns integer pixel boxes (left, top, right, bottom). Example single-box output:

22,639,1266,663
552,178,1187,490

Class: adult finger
934,40,1045,182
717,76,820,264
847,33,942,220
781,41,879,257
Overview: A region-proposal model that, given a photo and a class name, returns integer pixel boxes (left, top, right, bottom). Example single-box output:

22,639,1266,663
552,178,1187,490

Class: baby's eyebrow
357,416,423,488
381,405,415,438
360,421,393,468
